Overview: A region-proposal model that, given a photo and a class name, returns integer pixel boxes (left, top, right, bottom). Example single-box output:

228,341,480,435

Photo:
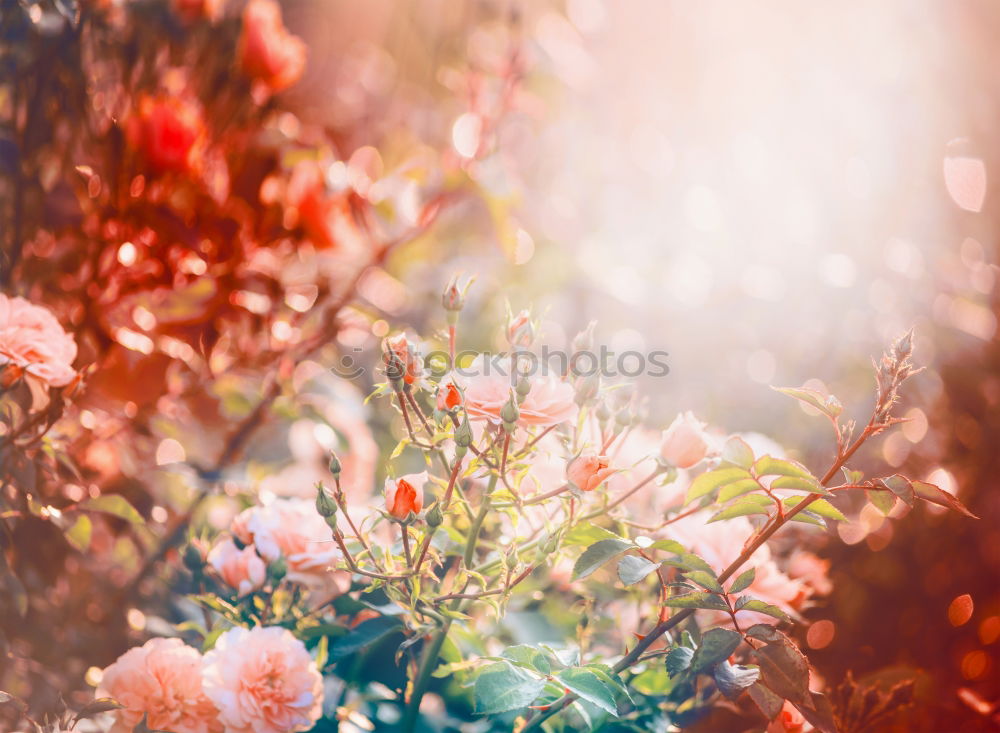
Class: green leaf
563,522,625,547
674,553,716,575
64,515,92,552
749,682,785,720
753,456,817,481
793,691,839,733
721,437,754,469
714,661,761,699
912,480,978,519
618,555,660,586
642,538,686,554
573,539,633,581
708,494,773,522
880,475,915,506
684,569,723,593
729,568,756,594
474,661,544,715
780,497,845,522
557,667,619,716
663,591,728,611
772,386,843,418
718,478,763,502
866,489,896,516
586,664,633,704
328,616,403,661
501,644,551,675
686,467,753,505
690,628,742,673
665,645,694,677
738,600,793,623
80,495,144,525
770,475,831,496
752,631,811,705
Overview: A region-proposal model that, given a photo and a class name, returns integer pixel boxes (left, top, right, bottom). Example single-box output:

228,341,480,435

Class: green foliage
328,616,403,661
79,495,145,525
714,661,761,699
617,555,660,586
662,591,728,611
473,661,545,715
556,667,619,716
689,628,741,674
771,386,843,418
572,538,633,580
728,567,756,594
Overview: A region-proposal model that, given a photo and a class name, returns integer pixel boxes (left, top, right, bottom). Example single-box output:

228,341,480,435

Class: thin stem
401,527,413,567
402,618,453,732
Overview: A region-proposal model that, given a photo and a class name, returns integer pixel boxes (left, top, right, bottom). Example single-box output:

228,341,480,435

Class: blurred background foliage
2,0,999,730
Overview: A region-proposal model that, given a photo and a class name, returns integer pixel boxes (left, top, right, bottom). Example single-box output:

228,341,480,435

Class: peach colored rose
463,356,577,428
202,626,322,733
238,0,307,92
385,471,427,520
208,537,266,597
97,638,222,733
0,294,77,388
567,453,614,492
240,499,342,587
660,411,710,468
126,94,205,174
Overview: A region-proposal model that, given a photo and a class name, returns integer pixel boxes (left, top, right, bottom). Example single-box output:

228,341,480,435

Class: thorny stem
521,415,884,730
401,527,413,567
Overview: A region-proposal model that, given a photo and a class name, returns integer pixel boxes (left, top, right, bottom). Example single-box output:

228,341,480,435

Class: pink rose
202,626,322,733
239,499,343,587
463,356,577,428
0,294,77,387
383,333,424,386
567,453,614,492
238,0,307,93
97,638,222,733
126,94,205,174
660,411,710,468
207,537,267,597
385,471,427,520
436,379,462,411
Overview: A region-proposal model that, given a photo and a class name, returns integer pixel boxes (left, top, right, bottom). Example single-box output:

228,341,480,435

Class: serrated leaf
573,539,633,581
781,497,844,522
749,682,785,720
663,591,728,611
64,515,92,552
586,664,633,704
708,494,773,522
866,489,896,516
501,644,551,675
474,661,544,715
753,456,817,481
643,538,686,554
752,633,811,705
770,475,831,496
738,600,793,623
911,480,978,519
557,667,619,716
684,569,723,593
618,555,660,586
686,467,753,505
721,437,754,468
718,478,763,502
563,522,625,547
880,475,915,506
729,567,756,594
772,386,843,418
690,628,742,673
793,691,839,733
714,661,761,699
80,495,144,524
665,645,694,677
71,698,124,724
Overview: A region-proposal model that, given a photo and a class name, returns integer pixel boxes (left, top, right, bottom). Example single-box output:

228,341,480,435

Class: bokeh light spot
948,593,974,627
806,619,836,649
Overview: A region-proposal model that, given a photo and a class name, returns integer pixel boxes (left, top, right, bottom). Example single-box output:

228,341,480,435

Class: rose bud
566,453,614,492
500,390,519,432
328,451,342,477
436,380,462,412
385,472,428,521
442,274,472,313
315,483,337,518
506,308,535,348
238,0,307,93
383,333,422,387
659,411,710,469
